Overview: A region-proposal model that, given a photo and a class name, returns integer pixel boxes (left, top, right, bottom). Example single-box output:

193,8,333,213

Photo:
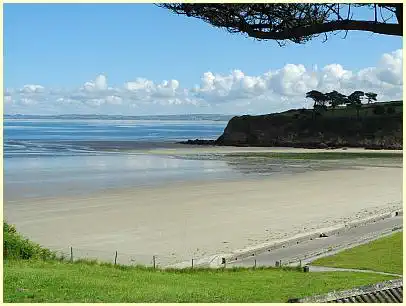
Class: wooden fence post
191,258,194,269
254,259,257,268
70,247,73,262
153,255,156,269
114,251,118,265
221,257,226,268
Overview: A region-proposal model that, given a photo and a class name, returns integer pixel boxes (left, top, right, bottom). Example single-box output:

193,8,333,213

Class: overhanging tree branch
246,20,402,40
159,3,403,45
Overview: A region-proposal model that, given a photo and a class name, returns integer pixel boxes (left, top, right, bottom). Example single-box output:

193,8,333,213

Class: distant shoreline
177,138,403,151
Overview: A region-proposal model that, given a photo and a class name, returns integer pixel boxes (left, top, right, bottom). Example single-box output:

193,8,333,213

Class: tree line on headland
306,90,378,119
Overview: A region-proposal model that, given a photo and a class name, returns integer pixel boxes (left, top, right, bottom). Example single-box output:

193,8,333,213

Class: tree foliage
365,92,378,104
306,90,377,120
306,90,327,108
348,91,365,104
160,3,402,45
325,90,348,112
347,91,365,120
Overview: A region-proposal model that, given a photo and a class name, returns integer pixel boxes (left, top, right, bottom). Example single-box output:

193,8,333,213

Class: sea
4,115,238,200
4,114,364,201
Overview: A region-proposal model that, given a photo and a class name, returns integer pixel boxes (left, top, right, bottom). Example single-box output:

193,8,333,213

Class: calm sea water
4,118,235,200
4,118,227,157
4,118,360,201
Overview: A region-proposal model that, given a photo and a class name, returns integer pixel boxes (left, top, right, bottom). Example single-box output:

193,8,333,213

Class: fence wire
48,245,305,270
50,246,208,268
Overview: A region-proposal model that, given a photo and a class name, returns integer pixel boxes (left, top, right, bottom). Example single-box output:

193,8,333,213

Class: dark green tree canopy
365,92,378,104
325,90,348,109
160,3,402,45
306,90,327,107
348,91,365,104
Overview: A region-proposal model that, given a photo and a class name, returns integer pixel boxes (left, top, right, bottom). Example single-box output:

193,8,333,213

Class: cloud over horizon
4,49,403,115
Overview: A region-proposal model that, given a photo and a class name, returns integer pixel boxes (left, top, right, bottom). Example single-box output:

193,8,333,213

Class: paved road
308,266,402,277
227,215,402,268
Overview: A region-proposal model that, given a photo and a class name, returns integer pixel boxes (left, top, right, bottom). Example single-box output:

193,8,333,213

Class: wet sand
4,163,402,265
146,146,403,155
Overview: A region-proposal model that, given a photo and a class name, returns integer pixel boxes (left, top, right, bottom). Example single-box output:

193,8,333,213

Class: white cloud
20,84,45,93
155,79,180,98
83,74,108,92
376,49,403,85
4,96,12,104
125,77,154,92
4,49,403,115
105,95,122,105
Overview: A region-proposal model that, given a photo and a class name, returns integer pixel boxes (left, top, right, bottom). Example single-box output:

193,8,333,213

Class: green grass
225,152,403,160
3,259,396,303
3,222,401,302
312,232,403,274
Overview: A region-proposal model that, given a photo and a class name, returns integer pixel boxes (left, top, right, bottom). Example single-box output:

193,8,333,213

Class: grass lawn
311,232,403,274
3,260,397,303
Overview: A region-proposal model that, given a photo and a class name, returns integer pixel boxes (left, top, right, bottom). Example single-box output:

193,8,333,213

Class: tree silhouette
365,92,378,104
325,90,348,113
160,3,402,46
306,90,328,108
306,90,328,119
347,91,365,120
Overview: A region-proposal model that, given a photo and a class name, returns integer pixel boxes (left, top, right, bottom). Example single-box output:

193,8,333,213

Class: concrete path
308,265,403,277
226,215,402,268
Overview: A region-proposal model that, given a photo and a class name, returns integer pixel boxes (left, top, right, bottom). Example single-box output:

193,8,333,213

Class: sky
4,3,403,115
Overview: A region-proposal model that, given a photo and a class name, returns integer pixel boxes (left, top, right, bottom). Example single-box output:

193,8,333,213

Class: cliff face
216,112,403,149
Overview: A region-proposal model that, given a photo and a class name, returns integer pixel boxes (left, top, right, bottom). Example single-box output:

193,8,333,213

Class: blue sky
4,4,403,115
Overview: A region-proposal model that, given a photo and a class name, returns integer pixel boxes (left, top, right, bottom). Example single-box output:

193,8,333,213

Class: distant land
183,101,403,150
5,100,403,150
3,114,234,122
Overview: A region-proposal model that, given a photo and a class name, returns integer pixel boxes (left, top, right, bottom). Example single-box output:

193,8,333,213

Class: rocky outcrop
179,139,216,145
215,111,403,150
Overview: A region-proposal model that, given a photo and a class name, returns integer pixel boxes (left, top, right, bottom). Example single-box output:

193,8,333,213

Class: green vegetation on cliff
216,101,402,149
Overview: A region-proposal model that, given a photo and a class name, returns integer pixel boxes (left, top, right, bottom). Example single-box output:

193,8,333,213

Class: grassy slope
3,222,57,261
4,260,395,303
4,222,402,303
311,232,403,274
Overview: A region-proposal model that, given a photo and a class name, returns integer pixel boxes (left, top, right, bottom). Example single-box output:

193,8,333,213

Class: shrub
3,221,57,260
373,105,385,115
386,106,396,114
390,101,403,107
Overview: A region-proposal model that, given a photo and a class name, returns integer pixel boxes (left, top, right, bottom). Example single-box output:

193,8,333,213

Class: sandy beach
146,146,403,155
4,157,402,265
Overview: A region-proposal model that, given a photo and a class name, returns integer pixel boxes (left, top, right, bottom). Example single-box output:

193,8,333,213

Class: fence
41,209,403,270
47,245,307,271
49,246,225,269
